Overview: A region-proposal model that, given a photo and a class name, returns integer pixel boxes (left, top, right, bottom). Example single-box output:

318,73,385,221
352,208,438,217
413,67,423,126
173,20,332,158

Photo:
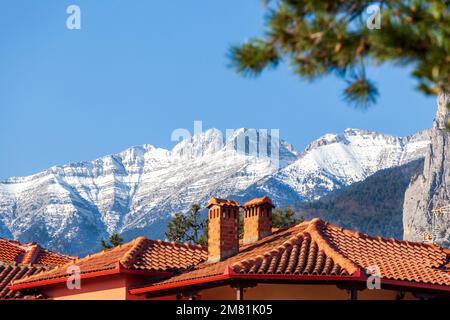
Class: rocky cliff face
403,92,450,247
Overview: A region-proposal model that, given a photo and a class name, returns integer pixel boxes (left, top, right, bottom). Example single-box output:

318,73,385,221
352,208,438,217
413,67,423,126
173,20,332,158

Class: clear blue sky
0,0,437,179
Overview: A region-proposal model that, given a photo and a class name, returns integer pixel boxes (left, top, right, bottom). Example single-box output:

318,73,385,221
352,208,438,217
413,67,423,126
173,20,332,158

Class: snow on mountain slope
237,128,431,206
0,128,430,256
0,129,296,255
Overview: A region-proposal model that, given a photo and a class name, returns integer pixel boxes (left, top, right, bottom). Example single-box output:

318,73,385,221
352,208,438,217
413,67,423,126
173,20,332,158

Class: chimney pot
243,196,275,245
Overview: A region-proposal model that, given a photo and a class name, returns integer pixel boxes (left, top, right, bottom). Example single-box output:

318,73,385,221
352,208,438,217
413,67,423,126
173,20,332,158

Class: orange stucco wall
43,275,127,300
42,274,154,300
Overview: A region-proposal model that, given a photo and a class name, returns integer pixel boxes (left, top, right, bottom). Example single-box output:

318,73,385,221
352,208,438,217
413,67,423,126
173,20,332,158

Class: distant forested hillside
296,159,424,240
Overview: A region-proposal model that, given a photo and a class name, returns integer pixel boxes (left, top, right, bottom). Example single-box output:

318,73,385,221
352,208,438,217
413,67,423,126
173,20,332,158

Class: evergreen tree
185,204,207,244
239,209,244,239
101,233,124,250
109,233,123,247
101,240,110,250
165,204,207,245
165,212,190,243
230,0,449,110
273,207,304,228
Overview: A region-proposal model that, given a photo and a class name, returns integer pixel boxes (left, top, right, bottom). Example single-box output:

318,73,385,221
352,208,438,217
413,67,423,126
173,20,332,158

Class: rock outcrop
403,92,450,246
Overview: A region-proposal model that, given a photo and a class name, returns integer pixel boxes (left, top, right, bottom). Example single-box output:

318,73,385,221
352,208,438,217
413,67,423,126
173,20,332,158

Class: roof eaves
129,266,364,296
9,265,122,291
380,278,450,293
9,261,173,292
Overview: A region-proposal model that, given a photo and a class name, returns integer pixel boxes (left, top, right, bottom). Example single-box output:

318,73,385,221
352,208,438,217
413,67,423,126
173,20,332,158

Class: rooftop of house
0,238,74,266
0,238,74,299
130,218,450,296
10,218,450,297
10,237,208,289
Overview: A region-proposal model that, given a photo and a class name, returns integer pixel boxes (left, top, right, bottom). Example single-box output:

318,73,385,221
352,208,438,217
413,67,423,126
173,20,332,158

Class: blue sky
0,0,437,179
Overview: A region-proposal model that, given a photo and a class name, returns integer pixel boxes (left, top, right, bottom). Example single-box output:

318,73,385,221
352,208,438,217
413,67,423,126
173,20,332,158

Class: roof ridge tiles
20,244,40,265
304,218,360,275
119,237,148,269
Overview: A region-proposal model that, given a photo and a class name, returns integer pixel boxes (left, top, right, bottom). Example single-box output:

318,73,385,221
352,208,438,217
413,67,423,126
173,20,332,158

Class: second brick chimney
243,196,275,245
206,198,240,263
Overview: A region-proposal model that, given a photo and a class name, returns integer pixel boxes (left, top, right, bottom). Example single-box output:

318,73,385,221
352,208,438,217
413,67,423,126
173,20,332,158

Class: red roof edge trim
9,267,122,291
129,274,231,295
353,268,363,279
380,278,450,293
129,267,450,296
129,268,364,296
227,264,364,279
224,266,234,276
9,263,173,292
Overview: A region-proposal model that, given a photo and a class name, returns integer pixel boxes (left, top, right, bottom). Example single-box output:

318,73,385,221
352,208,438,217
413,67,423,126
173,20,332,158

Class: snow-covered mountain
0,128,430,256
238,128,431,206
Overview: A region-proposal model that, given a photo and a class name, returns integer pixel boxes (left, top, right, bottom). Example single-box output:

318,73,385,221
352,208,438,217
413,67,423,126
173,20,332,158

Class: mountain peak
304,128,419,153
343,128,368,136
0,126,431,256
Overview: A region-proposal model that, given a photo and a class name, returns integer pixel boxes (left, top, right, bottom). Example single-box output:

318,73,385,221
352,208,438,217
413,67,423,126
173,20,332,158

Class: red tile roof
132,219,356,290
10,237,207,289
206,198,240,208
0,238,73,299
130,219,450,295
0,239,23,264
243,196,274,207
322,222,450,286
0,238,73,266
10,219,450,297
0,262,48,299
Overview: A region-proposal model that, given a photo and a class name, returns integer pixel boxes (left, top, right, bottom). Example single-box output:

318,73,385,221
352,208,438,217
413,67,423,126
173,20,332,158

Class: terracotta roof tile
0,239,23,264
34,248,74,266
321,221,450,286
141,220,356,289
135,218,450,293
0,238,74,266
11,219,450,296
0,238,72,299
0,262,48,299
12,237,208,286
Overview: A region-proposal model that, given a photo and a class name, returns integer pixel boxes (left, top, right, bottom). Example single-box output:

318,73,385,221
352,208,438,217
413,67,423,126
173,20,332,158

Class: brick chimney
206,198,240,263
243,196,275,245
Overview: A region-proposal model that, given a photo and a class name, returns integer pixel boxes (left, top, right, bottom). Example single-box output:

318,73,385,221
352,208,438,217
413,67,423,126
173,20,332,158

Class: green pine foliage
273,207,304,228
230,0,449,108
101,233,124,250
165,204,207,245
